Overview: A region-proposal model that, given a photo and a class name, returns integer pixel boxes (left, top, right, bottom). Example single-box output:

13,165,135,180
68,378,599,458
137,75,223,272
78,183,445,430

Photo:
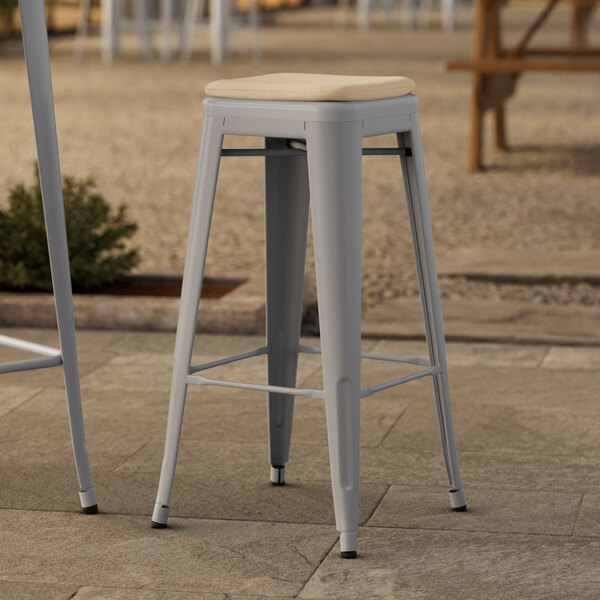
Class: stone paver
1,328,599,599
0,387,40,419
542,346,600,370
363,298,600,345
354,448,600,492
384,399,600,456
367,485,582,535
300,528,600,600
73,589,290,600
375,339,548,368
0,582,78,600
0,510,336,597
574,494,600,538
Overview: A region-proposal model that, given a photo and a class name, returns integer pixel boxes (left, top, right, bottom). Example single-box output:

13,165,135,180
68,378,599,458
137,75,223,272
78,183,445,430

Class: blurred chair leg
249,0,262,60
403,0,417,27
358,0,371,28
136,0,154,59
74,0,91,59
180,0,202,60
161,0,174,59
441,0,455,30
102,0,120,61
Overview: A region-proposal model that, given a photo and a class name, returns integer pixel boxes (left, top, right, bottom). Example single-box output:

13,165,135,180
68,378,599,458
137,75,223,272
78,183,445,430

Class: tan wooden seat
205,73,416,102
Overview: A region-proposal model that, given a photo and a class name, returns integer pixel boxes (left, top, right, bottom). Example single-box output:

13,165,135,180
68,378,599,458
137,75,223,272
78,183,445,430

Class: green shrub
0,166,140,292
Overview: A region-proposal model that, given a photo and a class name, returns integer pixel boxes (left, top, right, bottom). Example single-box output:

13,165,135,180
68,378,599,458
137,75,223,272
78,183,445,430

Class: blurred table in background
447,0,600,171
335,0,457,30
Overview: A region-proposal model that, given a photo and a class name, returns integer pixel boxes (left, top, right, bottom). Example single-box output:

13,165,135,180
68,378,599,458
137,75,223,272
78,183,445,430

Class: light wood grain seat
205,73,416,102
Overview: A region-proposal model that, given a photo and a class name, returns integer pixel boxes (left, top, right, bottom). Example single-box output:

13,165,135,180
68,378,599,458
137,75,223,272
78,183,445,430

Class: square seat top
205,73,416,102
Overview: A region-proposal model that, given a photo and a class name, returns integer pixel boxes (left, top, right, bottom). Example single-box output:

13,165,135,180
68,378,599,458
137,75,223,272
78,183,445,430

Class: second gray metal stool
0,0,97,514
151,73,466,557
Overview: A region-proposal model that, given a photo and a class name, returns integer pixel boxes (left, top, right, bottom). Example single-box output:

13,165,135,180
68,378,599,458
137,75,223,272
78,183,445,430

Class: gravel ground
0,3,599,310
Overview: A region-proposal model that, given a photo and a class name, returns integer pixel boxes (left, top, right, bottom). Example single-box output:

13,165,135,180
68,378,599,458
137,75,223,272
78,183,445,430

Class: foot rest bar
0,334,61,357
0,354,63,375
191,345,430,375
221,147,412,157
360,366,441,398
190,346,268,374
187,366,440,401
186,374,325,400
186,345,437,400
299,344,430,367
0,334,63,375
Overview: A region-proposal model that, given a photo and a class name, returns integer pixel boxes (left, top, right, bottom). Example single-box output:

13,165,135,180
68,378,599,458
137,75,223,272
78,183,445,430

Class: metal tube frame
221,147,412,158
4,0,98,514
186,344,439,401
0,332,63,375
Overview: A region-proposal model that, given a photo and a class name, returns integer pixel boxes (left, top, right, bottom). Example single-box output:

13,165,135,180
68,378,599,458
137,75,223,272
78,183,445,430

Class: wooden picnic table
447,0,600,171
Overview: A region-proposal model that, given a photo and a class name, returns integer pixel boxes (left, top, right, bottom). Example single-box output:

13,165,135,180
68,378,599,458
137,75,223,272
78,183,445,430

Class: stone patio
1,327,599,599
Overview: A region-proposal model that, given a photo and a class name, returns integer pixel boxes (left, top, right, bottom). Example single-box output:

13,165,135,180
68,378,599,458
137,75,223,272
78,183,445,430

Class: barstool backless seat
152,73,466,558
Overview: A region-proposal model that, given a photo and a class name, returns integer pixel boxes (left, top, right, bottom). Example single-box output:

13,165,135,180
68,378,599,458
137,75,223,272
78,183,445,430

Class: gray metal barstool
151,73,466,557
0,0,97,514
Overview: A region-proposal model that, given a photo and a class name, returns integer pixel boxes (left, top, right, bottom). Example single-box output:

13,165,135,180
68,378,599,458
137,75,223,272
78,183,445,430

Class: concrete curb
363,298,600,346
0,275,316,335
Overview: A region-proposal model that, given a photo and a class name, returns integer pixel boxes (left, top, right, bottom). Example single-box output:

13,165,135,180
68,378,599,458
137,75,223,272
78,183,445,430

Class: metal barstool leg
307,121,362,558
265,138,310,486
19,0,97,513
397,120,466,512
152,116,223,527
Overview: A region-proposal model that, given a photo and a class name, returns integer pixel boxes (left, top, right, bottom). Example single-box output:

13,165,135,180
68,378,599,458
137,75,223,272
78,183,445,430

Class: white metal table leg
101,0,120,62
403,0,417,27
397,122,466,511
248,0,262,60
74,0,91,59
18,0,97,513
441,0,455,30
306,121,363,558
265,138,310,486
210,0,229,64
357,0,371,28
152,116,224,527
417,0,433,28
161,0,174,60
136,0,154,59
180,0,202,60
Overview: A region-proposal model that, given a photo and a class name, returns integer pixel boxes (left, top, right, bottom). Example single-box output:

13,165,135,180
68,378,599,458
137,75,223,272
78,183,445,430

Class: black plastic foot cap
270,480,285,486
82,504,98,514
151,521,168,529
341,550,357,559
452,504,467,512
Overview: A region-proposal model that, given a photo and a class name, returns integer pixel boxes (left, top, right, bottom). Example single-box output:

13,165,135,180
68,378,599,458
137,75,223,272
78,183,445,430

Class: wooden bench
447,0,600,171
